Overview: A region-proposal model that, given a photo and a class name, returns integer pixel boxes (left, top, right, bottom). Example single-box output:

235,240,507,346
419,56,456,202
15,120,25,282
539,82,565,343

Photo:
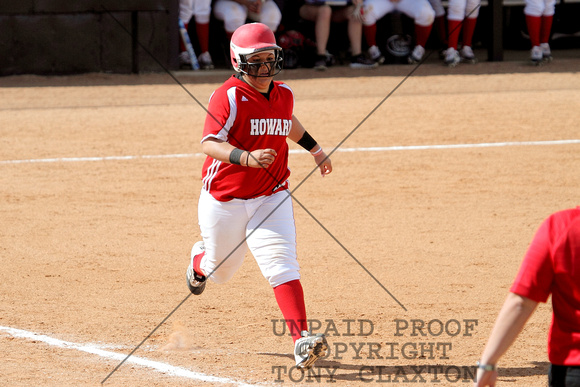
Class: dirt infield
1,58,579,386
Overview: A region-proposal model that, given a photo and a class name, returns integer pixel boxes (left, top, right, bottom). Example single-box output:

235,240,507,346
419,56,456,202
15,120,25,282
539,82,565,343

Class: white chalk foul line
0,325,260,386
1,139,579,165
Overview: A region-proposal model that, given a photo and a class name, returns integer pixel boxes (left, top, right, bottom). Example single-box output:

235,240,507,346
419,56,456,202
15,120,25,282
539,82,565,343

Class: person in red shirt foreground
185,22,332,371
474,207,580,387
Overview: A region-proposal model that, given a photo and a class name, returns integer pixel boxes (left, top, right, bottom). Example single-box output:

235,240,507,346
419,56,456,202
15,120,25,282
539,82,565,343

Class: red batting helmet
230,23,283,76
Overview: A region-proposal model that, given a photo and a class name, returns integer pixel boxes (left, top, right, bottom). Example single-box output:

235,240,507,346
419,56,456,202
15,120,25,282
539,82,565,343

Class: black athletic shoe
349,54,378,69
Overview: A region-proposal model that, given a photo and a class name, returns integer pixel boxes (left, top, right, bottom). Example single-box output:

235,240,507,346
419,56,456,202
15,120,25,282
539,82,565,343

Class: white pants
213,0,281,33
179,0,212,24
447,0,481,20
428,0,446,17
197,189,300,288
524,0,556,17
363,0,435,27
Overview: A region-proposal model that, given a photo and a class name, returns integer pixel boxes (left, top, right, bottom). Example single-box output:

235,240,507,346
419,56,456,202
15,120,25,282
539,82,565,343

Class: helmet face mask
238,49,284,77
230,23,284,77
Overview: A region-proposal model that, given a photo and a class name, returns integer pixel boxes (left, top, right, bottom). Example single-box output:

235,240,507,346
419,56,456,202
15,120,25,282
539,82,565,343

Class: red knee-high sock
179,22,189,52
540,15,553,44
447,19,461,49
363,24,377,47
414,23,433,48
526,15,541,47
273,280,307,343
196,22,210,53
462,17,477,47
434,15,447,45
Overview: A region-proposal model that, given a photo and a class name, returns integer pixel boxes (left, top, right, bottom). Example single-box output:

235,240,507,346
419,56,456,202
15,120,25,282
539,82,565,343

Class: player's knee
261,13,281,32
543,0,556,15
224,8,246,33
318,4,332,20
362,8,378,25
416,7,435,26
465,3,480,18
524,4,543,17
194,13,211,25
267,271,301,288
447,4,465,20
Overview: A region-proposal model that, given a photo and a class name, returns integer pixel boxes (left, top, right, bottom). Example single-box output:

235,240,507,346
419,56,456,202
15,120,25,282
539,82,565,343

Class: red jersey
510,206,580,365
201,76,294,201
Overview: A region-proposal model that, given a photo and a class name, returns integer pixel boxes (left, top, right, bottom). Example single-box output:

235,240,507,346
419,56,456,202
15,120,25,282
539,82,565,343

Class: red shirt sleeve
510,218,554,303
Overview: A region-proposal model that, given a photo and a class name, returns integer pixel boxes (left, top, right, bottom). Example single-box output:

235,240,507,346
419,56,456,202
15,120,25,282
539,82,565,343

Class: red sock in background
273,280,307,343
363,24,377,47
526,14,541,47
434,15,447,45
415,23,433,48
447,19,462,49
540,15,553,44
462,17,477,47
196,22,210,53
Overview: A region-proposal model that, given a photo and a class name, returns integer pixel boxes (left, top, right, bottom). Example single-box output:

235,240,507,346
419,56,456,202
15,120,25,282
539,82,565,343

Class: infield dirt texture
1,57,579,386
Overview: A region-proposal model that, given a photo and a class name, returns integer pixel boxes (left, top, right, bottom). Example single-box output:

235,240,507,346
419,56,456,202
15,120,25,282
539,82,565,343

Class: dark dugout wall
0,0,179,75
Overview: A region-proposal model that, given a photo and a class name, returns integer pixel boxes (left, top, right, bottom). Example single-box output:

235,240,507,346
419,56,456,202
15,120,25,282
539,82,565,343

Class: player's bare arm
289,115,332,177
202,137,276,168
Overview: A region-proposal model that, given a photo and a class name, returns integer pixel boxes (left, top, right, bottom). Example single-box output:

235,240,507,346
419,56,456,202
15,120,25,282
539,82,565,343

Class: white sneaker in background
444,47,461,67
460,46,477,63
198,51,215,70
540,43,552,62
530,45,543,65
368,45,385,64
179,51,191,67
407,45,425,64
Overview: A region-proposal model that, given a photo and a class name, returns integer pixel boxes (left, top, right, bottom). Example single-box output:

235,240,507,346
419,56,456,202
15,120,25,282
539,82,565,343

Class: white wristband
310,147,323,156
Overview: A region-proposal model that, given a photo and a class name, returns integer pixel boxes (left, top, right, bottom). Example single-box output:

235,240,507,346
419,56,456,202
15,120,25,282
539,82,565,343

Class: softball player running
186,22,332,370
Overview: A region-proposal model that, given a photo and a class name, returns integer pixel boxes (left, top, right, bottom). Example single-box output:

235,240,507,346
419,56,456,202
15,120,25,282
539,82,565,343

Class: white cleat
294,331,328,371
198,51,215,70
540,43,552,62
530,45,543,65
407,45,425,64
460,46,477,63
368,45,385,64
444,47,461,67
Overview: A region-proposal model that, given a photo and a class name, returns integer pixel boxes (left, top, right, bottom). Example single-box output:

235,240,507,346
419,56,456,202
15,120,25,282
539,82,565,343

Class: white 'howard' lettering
267,119,276,135
250,119,291,136
251,119,259,135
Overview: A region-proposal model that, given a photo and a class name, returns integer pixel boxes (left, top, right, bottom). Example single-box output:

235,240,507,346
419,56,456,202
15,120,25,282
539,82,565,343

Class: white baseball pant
213,0,282,33
524,0,556,17
447,0,480,20
363,0,435,27
197,188,300,288
179,0,212,24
